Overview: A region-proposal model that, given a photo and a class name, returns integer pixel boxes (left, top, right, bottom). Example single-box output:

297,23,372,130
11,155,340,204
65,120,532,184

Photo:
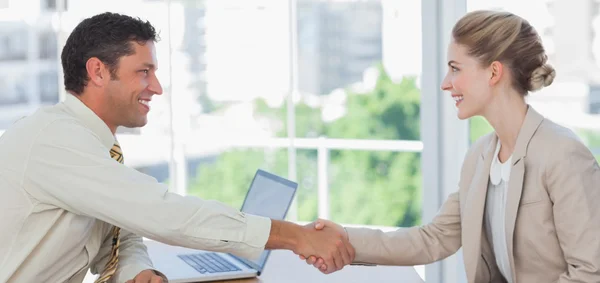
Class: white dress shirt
0,94,271,283
485,139,513,283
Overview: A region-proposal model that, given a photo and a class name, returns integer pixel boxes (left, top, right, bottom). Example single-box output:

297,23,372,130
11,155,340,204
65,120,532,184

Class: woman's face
440,41,495,120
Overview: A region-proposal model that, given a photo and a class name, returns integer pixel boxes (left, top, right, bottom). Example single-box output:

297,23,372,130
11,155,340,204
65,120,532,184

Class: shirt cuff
242,213,271,259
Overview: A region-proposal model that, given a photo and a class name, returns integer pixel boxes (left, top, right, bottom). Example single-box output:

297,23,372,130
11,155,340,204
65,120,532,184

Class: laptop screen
237,169,297,270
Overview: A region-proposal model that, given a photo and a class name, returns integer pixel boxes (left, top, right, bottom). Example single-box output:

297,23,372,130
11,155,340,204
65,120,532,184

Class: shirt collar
490,138,512,186
63,94,116,150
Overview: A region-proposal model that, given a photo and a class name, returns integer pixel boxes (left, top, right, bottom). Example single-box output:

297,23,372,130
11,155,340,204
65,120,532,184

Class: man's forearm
265,220,302,253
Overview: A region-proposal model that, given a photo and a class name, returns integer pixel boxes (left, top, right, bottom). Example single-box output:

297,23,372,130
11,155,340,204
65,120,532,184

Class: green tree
322,66,422,226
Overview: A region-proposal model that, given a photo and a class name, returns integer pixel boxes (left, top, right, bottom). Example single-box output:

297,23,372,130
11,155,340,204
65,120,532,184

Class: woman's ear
489,61,503,86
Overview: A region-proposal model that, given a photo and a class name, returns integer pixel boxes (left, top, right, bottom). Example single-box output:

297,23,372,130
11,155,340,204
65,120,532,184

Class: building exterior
0,0,63,128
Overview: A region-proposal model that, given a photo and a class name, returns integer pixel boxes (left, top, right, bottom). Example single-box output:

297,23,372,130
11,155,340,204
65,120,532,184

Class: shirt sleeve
24,119,271,260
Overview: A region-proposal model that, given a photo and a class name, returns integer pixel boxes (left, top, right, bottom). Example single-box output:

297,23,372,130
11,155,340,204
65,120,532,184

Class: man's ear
86,57,108,87
489,61,504,86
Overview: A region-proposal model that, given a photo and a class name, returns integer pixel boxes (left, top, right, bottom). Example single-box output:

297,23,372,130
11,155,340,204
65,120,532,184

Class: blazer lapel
505,158,524,282
505,106,544,282
463,134,497,282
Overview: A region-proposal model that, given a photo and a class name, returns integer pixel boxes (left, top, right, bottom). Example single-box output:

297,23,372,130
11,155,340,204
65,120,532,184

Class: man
0,12,354,283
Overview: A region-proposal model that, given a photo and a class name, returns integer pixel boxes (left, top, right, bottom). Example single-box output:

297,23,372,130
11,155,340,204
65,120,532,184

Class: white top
0,94,271,283
485,139,513,283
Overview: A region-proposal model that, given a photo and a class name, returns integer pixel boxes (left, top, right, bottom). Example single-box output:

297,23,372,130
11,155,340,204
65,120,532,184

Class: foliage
190,65,424,226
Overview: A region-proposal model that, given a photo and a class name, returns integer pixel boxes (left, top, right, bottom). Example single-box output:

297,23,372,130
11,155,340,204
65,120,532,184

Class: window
149,0,422,226
0,0,424,228
0,1,473,282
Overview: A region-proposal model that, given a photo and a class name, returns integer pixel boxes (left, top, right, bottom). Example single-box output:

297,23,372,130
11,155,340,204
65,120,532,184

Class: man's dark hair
61,12,158,95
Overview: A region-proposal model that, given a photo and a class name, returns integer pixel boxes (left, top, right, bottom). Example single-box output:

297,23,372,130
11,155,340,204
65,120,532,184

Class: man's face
104,41,163,129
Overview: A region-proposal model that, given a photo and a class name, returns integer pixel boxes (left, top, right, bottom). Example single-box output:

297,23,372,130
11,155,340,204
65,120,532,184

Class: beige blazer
346,107,600,283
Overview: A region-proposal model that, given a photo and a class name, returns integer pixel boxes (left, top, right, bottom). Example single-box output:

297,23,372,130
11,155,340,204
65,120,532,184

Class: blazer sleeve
346,191,462,265
547,140,600,282
343,134,492,266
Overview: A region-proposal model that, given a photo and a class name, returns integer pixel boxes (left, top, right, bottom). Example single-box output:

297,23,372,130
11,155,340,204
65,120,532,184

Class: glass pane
186,147,289,209
295,149,319,222
175,0,424,226
179,0,293,207
329,150,422,227
118,134,171,182
0,11,57,128
183,145,319,222
294,0,422,140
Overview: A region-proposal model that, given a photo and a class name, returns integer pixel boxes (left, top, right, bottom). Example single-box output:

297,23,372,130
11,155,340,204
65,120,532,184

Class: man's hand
300,219,355,274
125,269,164,283
299,219,351,273
265,219,354,274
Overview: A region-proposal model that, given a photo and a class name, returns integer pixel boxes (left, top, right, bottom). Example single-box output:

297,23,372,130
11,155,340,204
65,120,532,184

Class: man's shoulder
3,104,87,143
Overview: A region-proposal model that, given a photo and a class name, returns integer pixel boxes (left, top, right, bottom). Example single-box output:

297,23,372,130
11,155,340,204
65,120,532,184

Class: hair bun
529,64,556,92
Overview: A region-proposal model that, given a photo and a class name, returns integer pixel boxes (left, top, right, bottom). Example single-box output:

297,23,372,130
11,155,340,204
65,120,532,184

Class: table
144,239,424,283
193,250,423,283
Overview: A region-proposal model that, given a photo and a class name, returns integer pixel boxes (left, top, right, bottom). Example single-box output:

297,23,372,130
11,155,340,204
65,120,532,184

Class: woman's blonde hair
452,10,556,94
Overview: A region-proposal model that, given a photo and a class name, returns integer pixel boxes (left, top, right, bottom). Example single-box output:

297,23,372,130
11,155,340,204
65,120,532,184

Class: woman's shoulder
525,118,597,169
466,117,591,162
532,118,589,153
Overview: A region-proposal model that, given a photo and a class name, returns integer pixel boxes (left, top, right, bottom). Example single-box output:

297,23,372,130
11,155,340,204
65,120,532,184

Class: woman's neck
483,92,528,161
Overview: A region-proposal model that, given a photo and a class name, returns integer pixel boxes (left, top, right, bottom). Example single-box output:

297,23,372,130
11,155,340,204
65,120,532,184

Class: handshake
293,219,355,274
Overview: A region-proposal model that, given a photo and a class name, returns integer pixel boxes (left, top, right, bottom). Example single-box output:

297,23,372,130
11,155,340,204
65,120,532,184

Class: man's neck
73,92,117,134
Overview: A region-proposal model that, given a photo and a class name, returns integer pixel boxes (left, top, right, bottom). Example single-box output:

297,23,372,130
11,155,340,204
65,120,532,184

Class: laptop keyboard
178,253,242,274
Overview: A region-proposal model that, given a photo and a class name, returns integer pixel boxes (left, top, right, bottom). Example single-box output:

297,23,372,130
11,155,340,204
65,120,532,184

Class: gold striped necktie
95,142,124,283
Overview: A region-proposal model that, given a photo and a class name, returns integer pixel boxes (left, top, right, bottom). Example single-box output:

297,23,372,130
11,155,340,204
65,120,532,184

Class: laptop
144,169,298,283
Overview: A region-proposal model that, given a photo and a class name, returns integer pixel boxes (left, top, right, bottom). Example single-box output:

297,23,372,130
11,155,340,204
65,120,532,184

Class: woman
303,10,600,282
